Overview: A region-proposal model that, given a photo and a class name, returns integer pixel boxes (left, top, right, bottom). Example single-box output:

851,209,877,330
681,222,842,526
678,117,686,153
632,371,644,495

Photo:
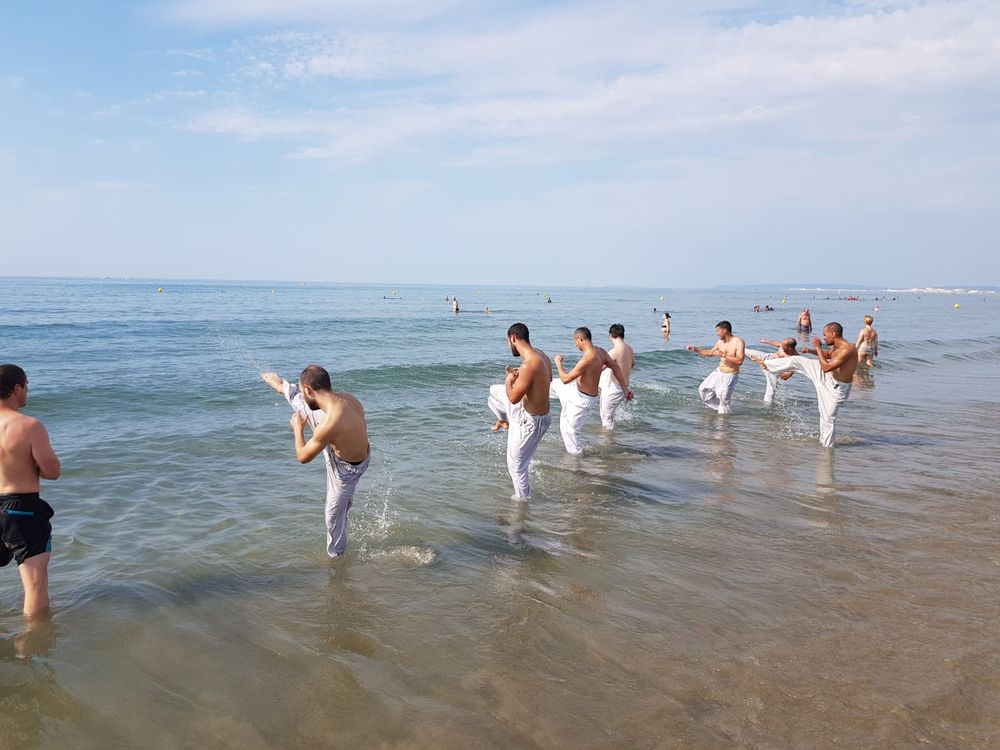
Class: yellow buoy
157,287,163,293
781,298,787,304
954,303,960,309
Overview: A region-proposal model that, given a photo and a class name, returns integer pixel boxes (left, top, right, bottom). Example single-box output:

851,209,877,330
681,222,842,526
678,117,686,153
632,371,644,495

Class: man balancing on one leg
262,366,370,557
754,322,858,448
551,327,632,455
0,365,61,618
745,337,798,405
487,323,552,500
687,321,745,414
599,323,636,429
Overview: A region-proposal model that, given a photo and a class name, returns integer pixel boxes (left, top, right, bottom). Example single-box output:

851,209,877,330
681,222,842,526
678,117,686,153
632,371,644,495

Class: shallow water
1,278,998,749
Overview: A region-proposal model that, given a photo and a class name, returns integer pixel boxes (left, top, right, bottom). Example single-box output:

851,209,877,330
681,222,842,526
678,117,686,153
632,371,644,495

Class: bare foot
491,419,509,432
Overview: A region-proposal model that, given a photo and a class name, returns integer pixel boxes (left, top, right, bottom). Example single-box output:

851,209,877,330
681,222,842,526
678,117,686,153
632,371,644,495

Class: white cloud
163,0,463,27
1,74,25,91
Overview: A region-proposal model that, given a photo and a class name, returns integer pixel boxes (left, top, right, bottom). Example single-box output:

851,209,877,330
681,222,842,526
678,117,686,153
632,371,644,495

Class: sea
1,277,998,749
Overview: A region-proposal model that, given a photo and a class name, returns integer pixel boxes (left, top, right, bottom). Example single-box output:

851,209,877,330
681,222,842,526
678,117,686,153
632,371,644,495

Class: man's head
0,364,28,407
507,322,530,357
715,320,732,340
864,315,874,325
573,327,592,351
781,338,798,355
609,323,625,341
823,322,843,345
299,364,332,409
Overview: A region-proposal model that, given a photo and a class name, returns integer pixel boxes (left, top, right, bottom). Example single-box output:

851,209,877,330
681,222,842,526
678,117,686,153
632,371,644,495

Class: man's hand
686,345,697,353
505,368,519,386
554,354,564,367
290,412,307,433
261,371,284,393
811,337,823,351
626,388,635,402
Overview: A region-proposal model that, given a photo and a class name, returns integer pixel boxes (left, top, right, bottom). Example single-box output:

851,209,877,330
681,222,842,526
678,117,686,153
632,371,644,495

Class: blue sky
2,1,998,286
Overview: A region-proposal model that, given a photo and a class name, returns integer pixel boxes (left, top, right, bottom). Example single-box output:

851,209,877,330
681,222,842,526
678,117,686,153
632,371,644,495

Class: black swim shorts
0,493,54,567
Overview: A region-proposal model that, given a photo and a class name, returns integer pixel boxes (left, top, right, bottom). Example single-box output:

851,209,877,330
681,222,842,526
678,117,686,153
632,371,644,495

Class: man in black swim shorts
0,365,61,617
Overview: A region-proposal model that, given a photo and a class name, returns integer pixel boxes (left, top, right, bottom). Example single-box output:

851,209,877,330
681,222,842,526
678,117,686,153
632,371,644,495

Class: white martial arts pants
549,380,599,455
745,349,781,405
763,356,852,448
598,368,626,429
488,384,551,500
698,368,739,414
284,381,370,556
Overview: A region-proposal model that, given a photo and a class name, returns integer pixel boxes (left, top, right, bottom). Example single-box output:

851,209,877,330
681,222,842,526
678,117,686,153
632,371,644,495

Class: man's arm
820,345,855,373
31,422,60,480
505,367,530,404
555,354,586,384
759,338,783,348
686,343,719,357
261,371,285,394
290,412,334,464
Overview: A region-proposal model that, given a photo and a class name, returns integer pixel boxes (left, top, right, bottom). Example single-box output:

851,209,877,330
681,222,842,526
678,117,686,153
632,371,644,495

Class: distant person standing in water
261,366,370,558
661,312,671,337
487,323,552,500
855,315,879,367
452,297,460,313
688,321,745,414
0,365,60,618
797,309,812,334
599,324,636,429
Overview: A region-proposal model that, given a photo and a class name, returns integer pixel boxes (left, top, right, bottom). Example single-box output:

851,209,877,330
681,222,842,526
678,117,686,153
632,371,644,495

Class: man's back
519,348,552,416
576,346,607,396
0,412,43,494
608,341,635,388
317,392,369,463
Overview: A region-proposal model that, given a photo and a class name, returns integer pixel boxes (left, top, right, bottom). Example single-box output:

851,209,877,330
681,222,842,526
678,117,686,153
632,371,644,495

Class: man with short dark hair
746,337,798,404
551,327,631,454
0,365,60,617
687,321,746,414
261,366,370,557
487,323,552,500
599,324,636,429
756,322,858,447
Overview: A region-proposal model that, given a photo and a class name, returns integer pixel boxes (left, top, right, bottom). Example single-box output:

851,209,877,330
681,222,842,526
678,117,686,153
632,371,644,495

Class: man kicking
262,366,370,557
487,323,552,500
687,321,745,414
0,365,60,618
599,323,636,429
745,337,798,404
756,322,858,448
551,327,632,454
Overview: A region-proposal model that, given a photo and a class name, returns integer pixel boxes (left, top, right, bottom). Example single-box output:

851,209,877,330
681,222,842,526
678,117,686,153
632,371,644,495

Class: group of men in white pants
688,320,859,449
488,323,635,501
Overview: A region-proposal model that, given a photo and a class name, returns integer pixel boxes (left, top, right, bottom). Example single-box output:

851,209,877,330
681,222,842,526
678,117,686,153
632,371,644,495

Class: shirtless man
487,323,552,500
746,337,798,404
550,327,631,454
0,365,60,617
855,315,879,367
687,321,745,414
757,322,858,448
262,366,370,557
599,324,636,429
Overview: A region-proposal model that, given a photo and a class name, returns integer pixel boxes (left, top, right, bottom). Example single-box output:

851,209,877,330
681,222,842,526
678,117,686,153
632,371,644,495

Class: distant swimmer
797,309,812,334
261,366,370,558
661,312,671,337
0,365,60,617
746,337,798,404
757,322,858,448
487,323,552,500
484,306,490,314
855,315,879,367
599,324,636,429
551,327,630,454
687,321,745,415
452,297,460,314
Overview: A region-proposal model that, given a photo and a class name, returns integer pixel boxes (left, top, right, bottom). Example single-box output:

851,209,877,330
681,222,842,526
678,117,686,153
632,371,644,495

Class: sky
1,0,998,287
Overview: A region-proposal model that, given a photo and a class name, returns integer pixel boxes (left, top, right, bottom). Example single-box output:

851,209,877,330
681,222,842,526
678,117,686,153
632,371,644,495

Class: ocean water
1,277,998,749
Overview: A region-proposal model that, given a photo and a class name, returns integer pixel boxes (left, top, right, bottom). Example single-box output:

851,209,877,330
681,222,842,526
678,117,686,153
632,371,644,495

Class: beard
304,394,320,410
510,343,520,357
